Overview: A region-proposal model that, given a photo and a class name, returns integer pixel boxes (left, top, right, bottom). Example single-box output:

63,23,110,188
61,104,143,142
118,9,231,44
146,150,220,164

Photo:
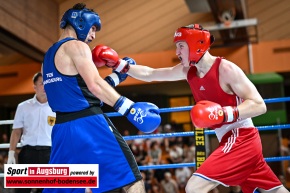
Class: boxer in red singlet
115,24,289,193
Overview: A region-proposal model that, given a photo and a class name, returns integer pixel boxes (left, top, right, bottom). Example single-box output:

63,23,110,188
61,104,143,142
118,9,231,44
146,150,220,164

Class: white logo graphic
174,32,182,37
208,107,223,120
222,129,239,153
4,164,99,188
200,86,205,90
102,51,114,56
71,12,78,18
208,107,217,120
132,108,147,124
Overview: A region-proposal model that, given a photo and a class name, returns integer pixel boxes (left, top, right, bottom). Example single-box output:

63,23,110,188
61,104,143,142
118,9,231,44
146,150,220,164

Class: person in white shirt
168,143,183,164
7,72,55,193
161,172,180,193
175,167,192,191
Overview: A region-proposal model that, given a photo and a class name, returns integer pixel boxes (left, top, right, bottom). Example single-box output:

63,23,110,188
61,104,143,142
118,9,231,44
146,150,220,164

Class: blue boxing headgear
60,8,101,42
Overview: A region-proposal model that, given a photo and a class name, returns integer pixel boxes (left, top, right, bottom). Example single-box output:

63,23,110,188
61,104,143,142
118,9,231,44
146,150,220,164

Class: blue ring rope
119,97,290,170
138,156,290,170
106,97,290,117
0,97,288,172
123,124,290,140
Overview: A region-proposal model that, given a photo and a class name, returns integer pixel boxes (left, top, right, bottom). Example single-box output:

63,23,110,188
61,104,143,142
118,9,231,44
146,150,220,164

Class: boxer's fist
92,45,130,73
114,96,161,133
104,57,136,87
92,45,119,67
91,45,107,67
190,100,239,128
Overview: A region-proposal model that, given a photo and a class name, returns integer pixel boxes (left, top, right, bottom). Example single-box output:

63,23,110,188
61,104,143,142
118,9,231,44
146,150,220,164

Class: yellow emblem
130,108,136,114
47,116,56,126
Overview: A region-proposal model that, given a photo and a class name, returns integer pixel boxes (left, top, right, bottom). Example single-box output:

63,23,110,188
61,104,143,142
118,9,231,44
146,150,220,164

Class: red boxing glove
92,45,130,73
190,100,239,128
92,45,108,67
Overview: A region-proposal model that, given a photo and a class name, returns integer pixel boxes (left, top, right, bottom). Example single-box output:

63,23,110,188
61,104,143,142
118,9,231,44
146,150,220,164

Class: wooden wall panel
59,0,214,54
247,0,290,41
0,0,290,97
0,0,59,52
57,0,290,56
1,37,289,97
211,46,251,73
0,63,41,96
252,39,290,73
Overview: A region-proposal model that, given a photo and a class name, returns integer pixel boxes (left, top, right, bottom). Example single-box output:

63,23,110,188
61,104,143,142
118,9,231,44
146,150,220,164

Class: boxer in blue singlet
42,3,161,193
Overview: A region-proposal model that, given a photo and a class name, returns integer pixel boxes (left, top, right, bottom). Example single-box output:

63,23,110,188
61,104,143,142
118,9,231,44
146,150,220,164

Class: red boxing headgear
173,24,214,65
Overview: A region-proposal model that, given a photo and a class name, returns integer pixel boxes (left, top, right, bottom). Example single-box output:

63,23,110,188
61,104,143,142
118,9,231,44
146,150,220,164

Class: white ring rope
0,120,13,125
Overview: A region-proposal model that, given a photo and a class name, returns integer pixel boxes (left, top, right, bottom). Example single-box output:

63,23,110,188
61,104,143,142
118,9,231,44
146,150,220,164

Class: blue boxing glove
114,96,161,133
104,57,136,87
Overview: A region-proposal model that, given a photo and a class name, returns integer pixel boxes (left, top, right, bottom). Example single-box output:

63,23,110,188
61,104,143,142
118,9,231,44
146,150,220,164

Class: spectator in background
152,184,162,193
1,133,8,143
168,143,183,164
133,130,146,146
146,125,164,150
175,167,192,191
141,171,153,193
123,129,133,147
0,154,5,193
183,143,196,163
7,72,56,193
148,141,162,165
154,159,171,184
0,133,9,157
278,175,290,191
160,172,180,193
228,185,242,193
133,142,149,166
162,124,176,152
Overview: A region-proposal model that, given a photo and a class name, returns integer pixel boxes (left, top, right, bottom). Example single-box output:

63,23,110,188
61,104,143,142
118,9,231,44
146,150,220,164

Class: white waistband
215,118,254,142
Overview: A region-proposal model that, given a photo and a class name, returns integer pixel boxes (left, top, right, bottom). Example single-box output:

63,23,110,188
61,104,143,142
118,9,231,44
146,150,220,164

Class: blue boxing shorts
43,114,142,193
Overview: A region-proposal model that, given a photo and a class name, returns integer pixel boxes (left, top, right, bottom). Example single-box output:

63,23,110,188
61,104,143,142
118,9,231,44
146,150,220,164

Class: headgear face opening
173,24,214,65
60,8,101,42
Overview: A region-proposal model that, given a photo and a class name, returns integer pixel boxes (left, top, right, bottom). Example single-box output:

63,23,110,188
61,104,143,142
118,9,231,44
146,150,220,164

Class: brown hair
33,72,42,84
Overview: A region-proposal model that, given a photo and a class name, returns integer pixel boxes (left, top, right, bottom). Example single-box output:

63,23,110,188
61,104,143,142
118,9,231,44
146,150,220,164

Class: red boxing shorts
194,127,282,193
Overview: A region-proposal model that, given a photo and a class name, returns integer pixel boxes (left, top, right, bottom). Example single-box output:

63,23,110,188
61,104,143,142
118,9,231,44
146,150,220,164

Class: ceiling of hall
58,0,259,54
0,0,289,101
1,0,289,67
